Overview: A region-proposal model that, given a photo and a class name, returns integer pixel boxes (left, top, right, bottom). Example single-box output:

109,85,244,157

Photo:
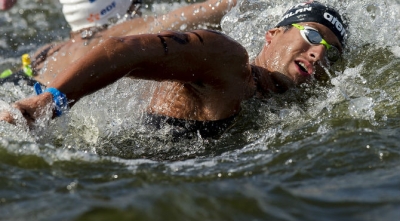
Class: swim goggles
292,23,340,63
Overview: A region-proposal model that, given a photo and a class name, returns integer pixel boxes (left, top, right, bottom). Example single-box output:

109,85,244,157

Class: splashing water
1,0,400,220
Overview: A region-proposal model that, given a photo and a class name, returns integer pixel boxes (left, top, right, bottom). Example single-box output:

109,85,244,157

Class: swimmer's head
61,0,132,32
275,1,347,47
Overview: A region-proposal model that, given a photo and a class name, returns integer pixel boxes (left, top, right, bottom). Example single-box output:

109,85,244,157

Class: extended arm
2,30,249,125
50,29,247,103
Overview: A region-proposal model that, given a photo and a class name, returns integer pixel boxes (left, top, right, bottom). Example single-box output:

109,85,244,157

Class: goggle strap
292,24,304,30
320,39,331,50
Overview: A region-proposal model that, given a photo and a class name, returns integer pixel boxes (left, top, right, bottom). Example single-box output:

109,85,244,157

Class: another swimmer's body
0,1,347,139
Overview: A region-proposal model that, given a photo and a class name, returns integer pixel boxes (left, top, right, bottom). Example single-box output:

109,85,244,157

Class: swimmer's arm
49,30,249,104
0,30,249,125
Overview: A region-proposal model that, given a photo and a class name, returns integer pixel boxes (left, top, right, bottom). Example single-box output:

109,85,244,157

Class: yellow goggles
292,24,340,62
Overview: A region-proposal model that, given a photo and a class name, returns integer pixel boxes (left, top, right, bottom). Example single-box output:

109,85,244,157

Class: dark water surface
1,0,400,220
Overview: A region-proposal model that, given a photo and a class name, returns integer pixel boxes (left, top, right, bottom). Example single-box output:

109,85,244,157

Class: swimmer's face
257,22,342,85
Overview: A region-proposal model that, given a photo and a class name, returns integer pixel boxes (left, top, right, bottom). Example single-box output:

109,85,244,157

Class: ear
265,28,281,44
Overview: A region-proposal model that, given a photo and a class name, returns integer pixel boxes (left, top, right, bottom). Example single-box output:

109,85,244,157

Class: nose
307,44,326,63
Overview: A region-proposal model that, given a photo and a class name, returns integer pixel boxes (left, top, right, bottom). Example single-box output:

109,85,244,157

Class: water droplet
66,181,78,191
180,24,187,30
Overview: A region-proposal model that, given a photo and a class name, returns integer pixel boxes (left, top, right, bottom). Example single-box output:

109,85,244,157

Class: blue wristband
34,82,68,117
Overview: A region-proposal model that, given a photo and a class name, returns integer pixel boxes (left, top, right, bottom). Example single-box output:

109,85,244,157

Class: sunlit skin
254,22,342,85
31,0,237,85
0,20,342,127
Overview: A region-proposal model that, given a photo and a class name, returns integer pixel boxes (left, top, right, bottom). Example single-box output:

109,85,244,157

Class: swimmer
1,0,237,85
0,1,347,140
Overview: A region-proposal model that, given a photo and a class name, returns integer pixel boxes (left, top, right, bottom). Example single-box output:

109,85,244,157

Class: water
1,0,400,220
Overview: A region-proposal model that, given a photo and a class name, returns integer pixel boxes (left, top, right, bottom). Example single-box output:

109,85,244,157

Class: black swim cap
275,1,347,46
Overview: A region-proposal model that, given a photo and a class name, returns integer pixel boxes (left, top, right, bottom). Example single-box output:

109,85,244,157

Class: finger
0,111,16,125
12,103,35,126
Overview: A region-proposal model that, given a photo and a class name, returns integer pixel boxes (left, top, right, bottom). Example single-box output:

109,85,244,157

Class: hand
0,93,53,126
0,110,16,124
0,0,17,10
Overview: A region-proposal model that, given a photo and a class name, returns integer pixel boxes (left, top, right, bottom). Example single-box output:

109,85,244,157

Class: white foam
390,46,400,57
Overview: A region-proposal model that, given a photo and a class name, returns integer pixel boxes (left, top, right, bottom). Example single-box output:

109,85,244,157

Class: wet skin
254,22,342,85
0,21,341,126
32,0,237,85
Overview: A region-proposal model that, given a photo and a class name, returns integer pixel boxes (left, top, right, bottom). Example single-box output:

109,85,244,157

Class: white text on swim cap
292,3,307,9
323,12,346,36
281,7,312,20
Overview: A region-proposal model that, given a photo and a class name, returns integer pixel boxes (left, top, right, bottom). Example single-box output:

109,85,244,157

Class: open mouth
295,61,310,76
